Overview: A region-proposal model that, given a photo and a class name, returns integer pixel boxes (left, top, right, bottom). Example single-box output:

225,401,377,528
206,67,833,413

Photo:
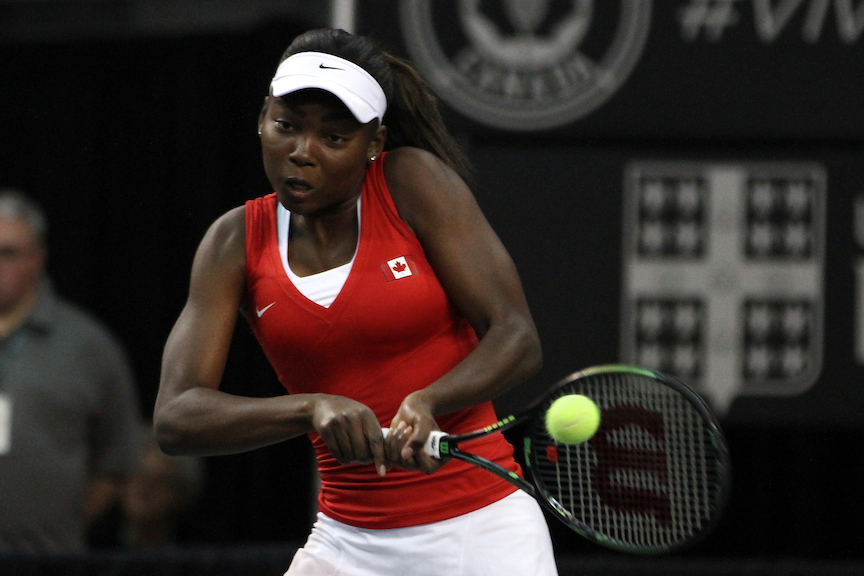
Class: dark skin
154,88,541,476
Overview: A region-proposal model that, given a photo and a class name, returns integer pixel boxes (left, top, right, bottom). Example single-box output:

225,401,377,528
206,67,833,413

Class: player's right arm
154,207,386,473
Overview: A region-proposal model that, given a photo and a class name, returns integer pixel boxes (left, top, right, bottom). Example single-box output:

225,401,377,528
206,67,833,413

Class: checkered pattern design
745,177,815,259
637,177,706,258
621,163,825,410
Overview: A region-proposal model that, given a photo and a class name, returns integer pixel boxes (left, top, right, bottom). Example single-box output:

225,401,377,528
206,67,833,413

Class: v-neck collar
273,194,364,312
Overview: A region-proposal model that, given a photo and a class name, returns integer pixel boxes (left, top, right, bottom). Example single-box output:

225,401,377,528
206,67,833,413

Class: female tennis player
154,28,557,576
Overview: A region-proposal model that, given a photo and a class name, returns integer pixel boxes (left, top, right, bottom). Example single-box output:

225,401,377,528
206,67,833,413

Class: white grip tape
380,428,447,458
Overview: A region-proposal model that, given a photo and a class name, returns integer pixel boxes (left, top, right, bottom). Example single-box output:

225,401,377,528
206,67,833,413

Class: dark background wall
2,0,864,560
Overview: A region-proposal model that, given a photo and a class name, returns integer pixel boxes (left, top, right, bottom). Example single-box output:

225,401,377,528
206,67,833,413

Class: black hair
280,28,472,182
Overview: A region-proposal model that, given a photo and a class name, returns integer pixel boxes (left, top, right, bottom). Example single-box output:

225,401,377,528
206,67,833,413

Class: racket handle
380,428,447,459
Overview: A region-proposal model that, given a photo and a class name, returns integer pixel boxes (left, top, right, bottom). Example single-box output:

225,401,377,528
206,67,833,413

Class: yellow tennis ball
545,395,601,445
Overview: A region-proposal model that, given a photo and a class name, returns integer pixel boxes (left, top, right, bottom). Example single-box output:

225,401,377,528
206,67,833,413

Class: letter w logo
591,405,672,526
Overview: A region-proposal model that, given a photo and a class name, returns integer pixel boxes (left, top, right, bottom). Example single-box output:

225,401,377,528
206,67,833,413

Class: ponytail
381,52,473,183
280,29,473,182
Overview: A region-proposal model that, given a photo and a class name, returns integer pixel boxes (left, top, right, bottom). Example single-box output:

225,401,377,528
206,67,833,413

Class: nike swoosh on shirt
256,302,276,317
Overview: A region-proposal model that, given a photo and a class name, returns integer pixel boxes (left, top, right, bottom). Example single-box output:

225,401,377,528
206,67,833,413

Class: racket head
524,364,730,555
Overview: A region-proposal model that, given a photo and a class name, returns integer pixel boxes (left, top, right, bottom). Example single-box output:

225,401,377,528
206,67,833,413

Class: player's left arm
383,147,542,470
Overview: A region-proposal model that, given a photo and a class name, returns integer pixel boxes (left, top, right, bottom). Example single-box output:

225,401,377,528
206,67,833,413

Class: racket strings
528,372,728,553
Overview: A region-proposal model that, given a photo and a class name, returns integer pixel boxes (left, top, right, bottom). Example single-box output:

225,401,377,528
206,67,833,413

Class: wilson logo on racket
403,365,730,555
590,405,672,527
427,434,443,455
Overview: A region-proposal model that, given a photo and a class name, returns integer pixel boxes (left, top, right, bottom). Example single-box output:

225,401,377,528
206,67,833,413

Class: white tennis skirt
285,490,559,576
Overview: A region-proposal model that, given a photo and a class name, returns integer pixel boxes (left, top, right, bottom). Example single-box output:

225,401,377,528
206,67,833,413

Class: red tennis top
244,154,519,528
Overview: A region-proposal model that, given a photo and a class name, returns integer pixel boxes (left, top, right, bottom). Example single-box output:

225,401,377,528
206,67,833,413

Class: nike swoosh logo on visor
319,63,343,70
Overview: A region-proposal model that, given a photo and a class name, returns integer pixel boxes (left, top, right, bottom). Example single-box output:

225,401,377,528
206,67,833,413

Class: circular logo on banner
400,0,652,131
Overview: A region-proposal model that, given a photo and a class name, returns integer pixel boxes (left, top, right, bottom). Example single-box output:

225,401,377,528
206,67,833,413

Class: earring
257,129,262,136
370,155,377,162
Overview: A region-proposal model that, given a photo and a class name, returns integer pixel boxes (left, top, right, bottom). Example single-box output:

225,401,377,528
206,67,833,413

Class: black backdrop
0,19,320,545
2,1,864,559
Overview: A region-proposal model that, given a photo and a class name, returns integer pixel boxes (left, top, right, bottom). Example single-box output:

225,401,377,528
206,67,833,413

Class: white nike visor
270,52,388,125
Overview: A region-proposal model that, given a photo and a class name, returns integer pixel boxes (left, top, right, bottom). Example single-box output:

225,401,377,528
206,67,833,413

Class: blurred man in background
0,188,143,552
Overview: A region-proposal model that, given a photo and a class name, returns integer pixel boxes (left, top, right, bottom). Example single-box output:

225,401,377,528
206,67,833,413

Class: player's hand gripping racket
387,364,730,555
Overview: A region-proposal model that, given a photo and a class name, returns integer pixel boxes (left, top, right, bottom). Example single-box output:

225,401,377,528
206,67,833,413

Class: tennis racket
386,364,730,555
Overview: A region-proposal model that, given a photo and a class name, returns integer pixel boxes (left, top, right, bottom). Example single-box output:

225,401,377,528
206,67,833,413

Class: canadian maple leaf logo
382,256,413,281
